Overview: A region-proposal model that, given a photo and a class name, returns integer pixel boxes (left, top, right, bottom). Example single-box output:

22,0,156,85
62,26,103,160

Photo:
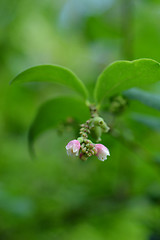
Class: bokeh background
0,0,160,239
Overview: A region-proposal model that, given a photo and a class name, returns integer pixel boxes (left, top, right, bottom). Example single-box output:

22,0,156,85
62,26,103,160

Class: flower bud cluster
79,139,97,161
79,122,90,139
65,105,110,162
66,139,110,162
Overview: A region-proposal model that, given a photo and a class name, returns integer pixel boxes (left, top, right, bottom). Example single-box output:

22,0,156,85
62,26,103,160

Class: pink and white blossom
95,144,110,161
65,140,81,157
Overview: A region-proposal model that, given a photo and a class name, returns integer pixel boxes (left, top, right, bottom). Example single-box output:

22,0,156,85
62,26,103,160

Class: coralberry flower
95,144,110,161
66,140,81,157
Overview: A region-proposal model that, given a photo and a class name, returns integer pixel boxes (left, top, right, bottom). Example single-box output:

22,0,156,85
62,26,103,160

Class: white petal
72,145,77,153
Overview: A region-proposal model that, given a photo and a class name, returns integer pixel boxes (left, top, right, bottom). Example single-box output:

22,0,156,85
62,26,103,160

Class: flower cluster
65,105,110,162
66,140,110,161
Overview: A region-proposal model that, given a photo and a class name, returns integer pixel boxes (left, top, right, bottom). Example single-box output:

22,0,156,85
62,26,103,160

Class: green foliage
94,59,160,105
1,1,160,240
124,88,160,111
10,58,160,149
29,96,90,151
131,113,160,131
10,65,88,100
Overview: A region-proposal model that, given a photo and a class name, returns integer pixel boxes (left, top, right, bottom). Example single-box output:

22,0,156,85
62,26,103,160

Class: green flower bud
90,150,95,155
82,133,88,138
90,126,102,142
82,147,87,153
80,153,88,161
77,137,84,144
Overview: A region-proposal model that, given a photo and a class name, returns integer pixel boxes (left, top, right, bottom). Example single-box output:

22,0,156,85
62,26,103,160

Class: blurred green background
0,0,160,239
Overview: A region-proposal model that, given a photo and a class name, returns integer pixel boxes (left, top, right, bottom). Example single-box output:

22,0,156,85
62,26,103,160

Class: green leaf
28,96,90,152
123,88,160,111
131,113,160,131
10,65,88,100
94,58,160,105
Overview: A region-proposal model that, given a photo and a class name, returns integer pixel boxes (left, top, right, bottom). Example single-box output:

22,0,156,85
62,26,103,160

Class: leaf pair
10,58,160,150
11,59,160,104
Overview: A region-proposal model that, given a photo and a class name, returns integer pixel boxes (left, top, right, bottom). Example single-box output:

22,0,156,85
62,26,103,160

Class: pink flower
66,140,81,157
95,144,110,161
